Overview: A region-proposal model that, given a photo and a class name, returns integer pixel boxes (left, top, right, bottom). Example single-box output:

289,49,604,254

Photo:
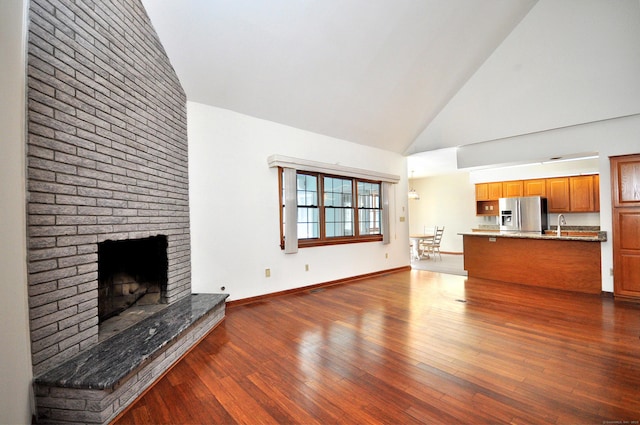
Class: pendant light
408,170,420,200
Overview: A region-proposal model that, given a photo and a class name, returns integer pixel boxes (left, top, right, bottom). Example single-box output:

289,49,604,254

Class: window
280,169,383,249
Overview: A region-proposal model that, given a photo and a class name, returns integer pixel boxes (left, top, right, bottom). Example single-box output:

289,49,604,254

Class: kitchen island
460,230,606,294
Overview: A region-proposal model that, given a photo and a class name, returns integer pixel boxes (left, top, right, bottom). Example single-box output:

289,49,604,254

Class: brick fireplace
23,2,222,423
26,0,192,376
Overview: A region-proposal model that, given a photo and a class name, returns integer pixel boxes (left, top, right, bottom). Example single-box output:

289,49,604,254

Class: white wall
407,173,477,253
188,102,409,301
0,0,34,423
409,0,640,154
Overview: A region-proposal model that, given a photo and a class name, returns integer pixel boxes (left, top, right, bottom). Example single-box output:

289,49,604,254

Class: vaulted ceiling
141,0,537,155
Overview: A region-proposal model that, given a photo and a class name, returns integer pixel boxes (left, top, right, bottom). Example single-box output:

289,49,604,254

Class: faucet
557,214,566,236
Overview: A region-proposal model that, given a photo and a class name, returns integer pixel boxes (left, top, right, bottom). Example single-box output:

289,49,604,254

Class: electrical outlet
265,268,271,278
305,264,309,271
610,267,614,276
385,253,388,259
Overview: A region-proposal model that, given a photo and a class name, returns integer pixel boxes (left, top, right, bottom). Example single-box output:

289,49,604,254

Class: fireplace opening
98,235,168,323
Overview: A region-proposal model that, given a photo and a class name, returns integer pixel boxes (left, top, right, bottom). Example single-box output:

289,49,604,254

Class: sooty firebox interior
98,235,168,323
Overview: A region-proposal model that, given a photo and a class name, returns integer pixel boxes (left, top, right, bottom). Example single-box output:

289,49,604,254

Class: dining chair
422,226,444,260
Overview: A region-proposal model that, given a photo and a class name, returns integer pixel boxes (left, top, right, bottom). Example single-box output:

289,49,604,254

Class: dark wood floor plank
115,270,640,424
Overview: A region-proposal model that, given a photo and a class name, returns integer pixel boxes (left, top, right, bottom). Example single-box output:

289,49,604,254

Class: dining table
410,233,434,260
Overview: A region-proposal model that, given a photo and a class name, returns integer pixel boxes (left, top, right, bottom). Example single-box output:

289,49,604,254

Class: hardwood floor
115,270,640,424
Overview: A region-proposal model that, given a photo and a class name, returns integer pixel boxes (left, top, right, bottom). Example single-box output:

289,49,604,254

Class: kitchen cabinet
594,174,600,211
611,154,640,301
475,183,489,201
546,177,570,213
488,182,502,200
475,182,501,216
523,179,546,197
475,174,599,216
476,201,498,216
569,175,596,212
476,183,502,200
502,180,523,198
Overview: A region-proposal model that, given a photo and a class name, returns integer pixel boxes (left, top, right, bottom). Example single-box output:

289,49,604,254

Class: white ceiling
141,0,537,155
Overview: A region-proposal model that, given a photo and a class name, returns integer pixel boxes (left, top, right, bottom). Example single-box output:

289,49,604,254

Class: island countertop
459,230,607,242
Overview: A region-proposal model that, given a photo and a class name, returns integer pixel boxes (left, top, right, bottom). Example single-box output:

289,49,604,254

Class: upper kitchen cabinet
475,183,501,216
476,182,503,201
488,182,503,200
475,174,600,216
611,155,640,207
570,175,597,212
475,183,489,201
594,174,600,211
523,179,546,197
502,180,523,198
547,175,599,213
546,177,571,212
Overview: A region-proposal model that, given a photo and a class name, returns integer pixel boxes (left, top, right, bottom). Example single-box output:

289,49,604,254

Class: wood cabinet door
570,175,595,212
613,208,640,298
593,174,600,212
487,182,502,200
502,181,523,198
546,177,570,212
475,183,488,201
611,155,640,207
523,179,546,197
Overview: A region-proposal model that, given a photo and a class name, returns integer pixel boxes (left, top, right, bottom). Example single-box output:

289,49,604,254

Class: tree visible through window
280,169,382,248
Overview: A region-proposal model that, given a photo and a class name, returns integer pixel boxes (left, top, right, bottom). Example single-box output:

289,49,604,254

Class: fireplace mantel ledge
35,293,228,390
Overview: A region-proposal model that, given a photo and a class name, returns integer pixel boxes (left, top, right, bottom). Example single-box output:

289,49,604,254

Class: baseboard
441,251,463,255
227,266,411,308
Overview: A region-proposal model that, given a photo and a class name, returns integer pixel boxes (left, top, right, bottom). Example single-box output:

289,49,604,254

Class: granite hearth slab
35,293,228,390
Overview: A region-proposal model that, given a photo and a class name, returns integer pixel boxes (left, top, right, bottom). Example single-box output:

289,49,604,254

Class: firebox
98,235,168,323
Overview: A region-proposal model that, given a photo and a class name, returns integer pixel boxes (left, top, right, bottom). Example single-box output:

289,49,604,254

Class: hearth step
34,293,228,424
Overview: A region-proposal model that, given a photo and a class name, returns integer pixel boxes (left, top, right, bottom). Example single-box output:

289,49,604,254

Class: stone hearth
34,294,228,424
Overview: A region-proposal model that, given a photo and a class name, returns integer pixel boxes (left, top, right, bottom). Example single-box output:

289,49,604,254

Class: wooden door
570,175,595,212
613,209,640,299
546,177,570,212
611,155,640,300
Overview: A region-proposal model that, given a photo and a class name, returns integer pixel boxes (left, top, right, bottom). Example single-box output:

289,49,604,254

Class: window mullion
319,173,326,241
353,179,359,237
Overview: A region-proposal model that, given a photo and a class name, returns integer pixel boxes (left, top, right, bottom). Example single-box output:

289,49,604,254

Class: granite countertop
461,228,606,242
35,293,229,390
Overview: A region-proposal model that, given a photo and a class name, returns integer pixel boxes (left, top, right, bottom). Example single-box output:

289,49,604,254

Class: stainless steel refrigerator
499,196,547,233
